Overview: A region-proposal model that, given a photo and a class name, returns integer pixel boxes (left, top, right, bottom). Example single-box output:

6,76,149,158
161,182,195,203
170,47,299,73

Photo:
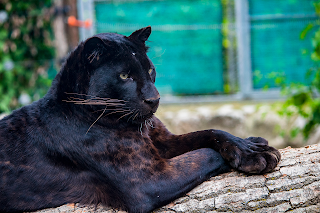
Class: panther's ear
83,36,110,67
129,26,152,43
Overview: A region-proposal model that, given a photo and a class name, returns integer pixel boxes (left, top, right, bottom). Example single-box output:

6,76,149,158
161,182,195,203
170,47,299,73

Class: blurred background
1,0,320,148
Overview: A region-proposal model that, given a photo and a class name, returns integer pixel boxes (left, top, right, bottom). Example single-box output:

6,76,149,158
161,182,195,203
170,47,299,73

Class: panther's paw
220,137,281,174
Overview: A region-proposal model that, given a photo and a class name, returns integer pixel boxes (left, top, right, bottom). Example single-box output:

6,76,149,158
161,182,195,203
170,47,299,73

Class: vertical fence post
77,0,95,42
235,0,252,99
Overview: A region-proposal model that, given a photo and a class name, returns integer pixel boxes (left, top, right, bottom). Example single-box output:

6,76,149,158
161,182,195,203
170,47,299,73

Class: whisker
139,123,143,136
117,111,134,121
132,110,140,121
103,110,130,118
75,93,125,101
63,96,126,106
127,109,138,122
65,97,124,103
64,100,126,106
86,106,107,134
64,92,127,103
92,108,129,113
147,119,154,128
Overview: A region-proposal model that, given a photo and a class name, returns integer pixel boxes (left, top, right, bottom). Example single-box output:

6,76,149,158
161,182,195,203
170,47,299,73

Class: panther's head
54,27,160,125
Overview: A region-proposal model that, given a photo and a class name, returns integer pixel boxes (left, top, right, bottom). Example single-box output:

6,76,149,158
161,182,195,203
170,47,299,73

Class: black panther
0,26,280,213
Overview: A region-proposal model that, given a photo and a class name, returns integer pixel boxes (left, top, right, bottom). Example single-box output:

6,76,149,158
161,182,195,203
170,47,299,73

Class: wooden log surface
34,144,320,213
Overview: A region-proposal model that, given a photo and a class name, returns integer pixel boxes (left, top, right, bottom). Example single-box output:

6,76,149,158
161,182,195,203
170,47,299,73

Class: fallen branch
35,144,320,213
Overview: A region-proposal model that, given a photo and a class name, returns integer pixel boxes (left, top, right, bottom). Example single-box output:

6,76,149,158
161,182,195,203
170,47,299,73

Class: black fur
0,27,281,213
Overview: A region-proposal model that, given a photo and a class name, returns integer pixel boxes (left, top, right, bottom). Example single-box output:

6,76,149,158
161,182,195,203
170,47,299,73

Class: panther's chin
131,112,154,124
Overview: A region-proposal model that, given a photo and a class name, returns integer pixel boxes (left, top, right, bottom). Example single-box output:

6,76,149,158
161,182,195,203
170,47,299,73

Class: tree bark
34,144,320,213
63,0,79,50
52,0,68,61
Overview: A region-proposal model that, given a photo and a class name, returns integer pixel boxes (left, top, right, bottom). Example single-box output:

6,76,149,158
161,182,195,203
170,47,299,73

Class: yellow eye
148,69,153,74
120,73,129,80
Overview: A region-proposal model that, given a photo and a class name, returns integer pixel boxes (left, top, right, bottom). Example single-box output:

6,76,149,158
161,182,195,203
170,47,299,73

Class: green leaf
290,127,300,138
292,92,309,106
300,23,314,39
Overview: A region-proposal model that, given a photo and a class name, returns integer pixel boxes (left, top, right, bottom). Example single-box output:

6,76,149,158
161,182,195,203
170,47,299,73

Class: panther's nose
144,97,160,112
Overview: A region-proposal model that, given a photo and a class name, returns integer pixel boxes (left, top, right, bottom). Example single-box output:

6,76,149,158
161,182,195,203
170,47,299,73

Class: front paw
220,137,281,174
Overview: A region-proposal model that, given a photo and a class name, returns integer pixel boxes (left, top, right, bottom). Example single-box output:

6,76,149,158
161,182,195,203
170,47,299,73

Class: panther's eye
148,69,153,74
120,73,129,80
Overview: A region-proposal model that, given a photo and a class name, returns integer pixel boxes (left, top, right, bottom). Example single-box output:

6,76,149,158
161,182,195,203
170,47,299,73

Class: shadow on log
34,144,320,213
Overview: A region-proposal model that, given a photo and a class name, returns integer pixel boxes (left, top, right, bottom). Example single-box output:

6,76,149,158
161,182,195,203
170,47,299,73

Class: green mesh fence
249,0,318,89
92,0,317,95
94,0,223,96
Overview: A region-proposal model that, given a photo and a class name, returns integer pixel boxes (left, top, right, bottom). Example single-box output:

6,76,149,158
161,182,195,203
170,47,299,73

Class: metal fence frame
77,0,316,104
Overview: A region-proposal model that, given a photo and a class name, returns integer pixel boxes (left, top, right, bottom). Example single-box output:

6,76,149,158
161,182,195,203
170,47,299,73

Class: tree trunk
35,144,320,213
52,0,68,61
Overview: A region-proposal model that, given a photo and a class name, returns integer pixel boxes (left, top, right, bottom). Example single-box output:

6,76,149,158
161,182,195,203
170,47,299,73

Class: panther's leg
149,116,280,174
119,148,230,213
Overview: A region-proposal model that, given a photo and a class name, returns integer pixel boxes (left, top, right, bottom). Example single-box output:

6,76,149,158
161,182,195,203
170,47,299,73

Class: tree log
34,144,320,213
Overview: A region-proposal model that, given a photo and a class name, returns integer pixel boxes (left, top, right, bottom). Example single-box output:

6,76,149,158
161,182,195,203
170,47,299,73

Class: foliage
277,1,320,139
0,0,54,113
221,0,237,94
